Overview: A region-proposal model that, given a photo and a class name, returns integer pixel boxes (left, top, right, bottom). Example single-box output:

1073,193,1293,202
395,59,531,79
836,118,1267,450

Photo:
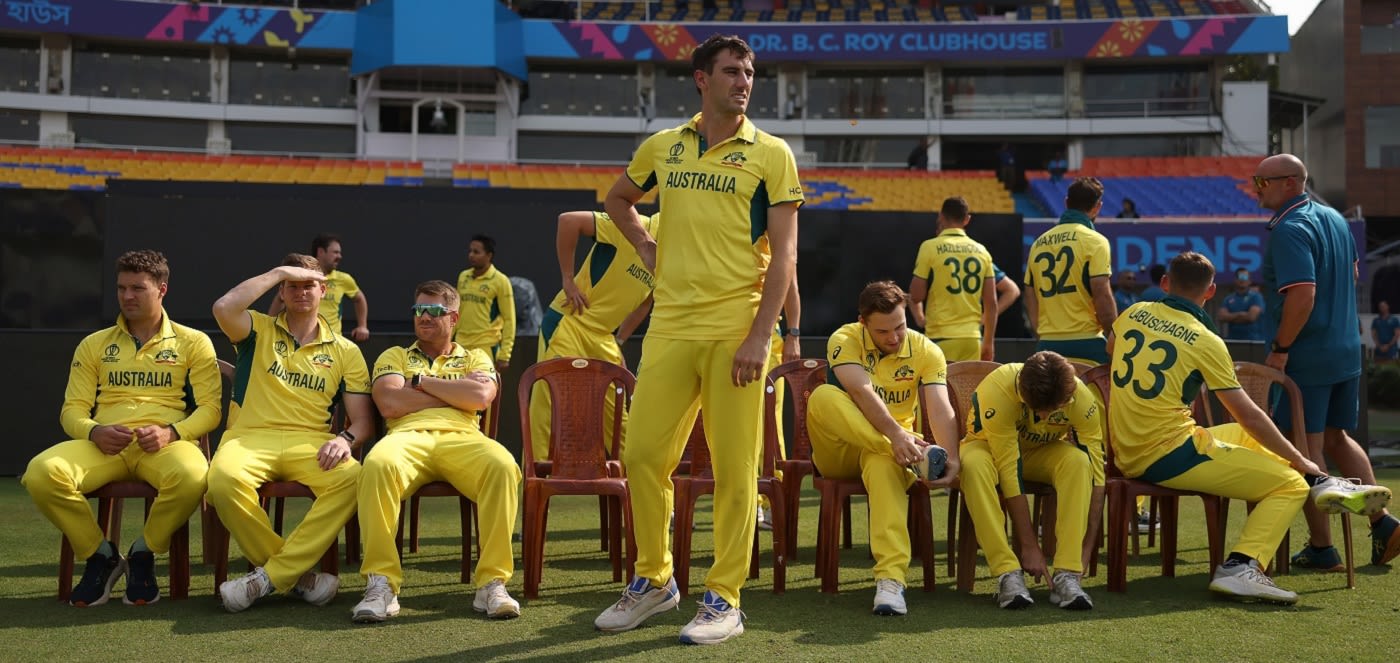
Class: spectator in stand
1140,264,1167,302
1117,199,1142,219
1047,152,1068,183
907,138,930,171
1373,300,1400,363
997,143,1017,189
1114,270,1138,313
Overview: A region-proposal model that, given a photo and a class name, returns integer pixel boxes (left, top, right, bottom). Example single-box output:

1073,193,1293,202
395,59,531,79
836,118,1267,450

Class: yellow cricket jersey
227,311,370,434
319,270,360,332
826,322,948,433
61,310,222,442
962,363,1106,498
626,113,804,341
912,228,994,340
1023,211,1112,340
543,211,657,340
1109,296,1240,478
372,342,496,434
453,265,516,363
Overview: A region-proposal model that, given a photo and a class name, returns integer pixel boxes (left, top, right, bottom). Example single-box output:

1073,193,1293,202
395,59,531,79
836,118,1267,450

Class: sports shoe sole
71,558,128,608
595,591,680,633
1315,486,1392,516
997,594,1033,610
1050,594,1093,610
872,603,907,616
1208,580,1298,605
679,621,745,645
352,602,400,624
474,600,521,620
122,592,160,606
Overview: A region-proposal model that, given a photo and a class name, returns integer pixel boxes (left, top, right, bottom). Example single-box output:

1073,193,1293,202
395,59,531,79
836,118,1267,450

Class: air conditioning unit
43,131,74,148
207,138,232,156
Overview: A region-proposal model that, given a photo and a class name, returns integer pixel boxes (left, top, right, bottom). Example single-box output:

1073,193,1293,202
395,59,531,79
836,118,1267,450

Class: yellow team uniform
960,363,1105,576
207,311,370,592
453,265,516,364
529,212,657,461
621,113,803,606
912,228,994,361
359,343,520,592
1110,297,1307,564
807,323,947,585
24,311,221,558
1023,211,1113,364
319,270,360,334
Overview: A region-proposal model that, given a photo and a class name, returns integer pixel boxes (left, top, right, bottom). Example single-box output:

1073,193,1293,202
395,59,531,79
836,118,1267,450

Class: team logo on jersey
154,348,179,365
102,344,121,363
984,408,996,420
311,353,335,369
479,284,491,294
893,364,915,381
445,358,467,369
666,141,685,165
407,355,424,368
719,151,747,169
1048,411,1069,425
864,352,878,371
274,340,290,358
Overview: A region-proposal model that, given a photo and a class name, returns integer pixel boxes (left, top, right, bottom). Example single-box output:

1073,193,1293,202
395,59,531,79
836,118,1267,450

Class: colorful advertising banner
1021,219,1368,282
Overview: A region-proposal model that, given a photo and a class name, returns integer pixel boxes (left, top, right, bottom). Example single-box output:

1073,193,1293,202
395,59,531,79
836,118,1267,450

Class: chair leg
213,513,231,587
319,536,339,576
1203,496,1225,574
1341,512,1355,589
523,486,546,599
768,487,786,594
409,496,422,553
346,513,361,565
170,522,190,600
58,536,75,601
608,495,624,582
459,497,473,585
1107,486,1128,593
819,485,841,594
956,500,978,593
274,498,286,536
201,500,216,566
1160,496,1180,577
395,502,406,557
1147,496,1159,548
945,488,959,577
673,480,695,597
913,490,935,593
784,477,802,561
1040,494,1058,563
842,495,854,550
599,495,610,552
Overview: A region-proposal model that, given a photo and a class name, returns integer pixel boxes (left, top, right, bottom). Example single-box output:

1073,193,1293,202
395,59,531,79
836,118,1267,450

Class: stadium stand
1025,156,1264,217
556,0,1258,22
0,147,422,189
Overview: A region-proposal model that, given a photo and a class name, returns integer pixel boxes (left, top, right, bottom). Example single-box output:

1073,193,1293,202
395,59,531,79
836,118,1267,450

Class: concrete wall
1279,0,1347,205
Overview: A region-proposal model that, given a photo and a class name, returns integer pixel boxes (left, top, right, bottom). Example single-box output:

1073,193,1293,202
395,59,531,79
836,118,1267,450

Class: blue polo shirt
1373,315,1400,359
1222,289,1265,341
1261,194,1361,385
1114,289,1137,313
1139,285,1166,302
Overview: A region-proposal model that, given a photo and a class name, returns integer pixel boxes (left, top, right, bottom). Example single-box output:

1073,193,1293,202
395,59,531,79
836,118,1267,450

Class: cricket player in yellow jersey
24,250,220,607
270,233,370,341
1023,177,1118,365
1109,252,1390,603
808,281,960,616
209,253,374,613
352,280,521,623
527,210,659,462
592,34,802,645
960,352,1104,610
909,196,997,361
454,235,516,371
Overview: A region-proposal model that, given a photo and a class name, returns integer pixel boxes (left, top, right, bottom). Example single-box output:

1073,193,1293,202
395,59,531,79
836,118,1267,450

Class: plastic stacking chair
1231,361,1355,588
518,357,636,599
55,359,232,602
770,359,828,561
1081,365,1227,593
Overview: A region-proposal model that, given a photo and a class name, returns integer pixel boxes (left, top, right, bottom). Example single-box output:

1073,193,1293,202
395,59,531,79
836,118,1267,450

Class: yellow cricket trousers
932,337,980,362
1141,423,1308,565
207,430,361,592
24,439,207,558
807,384,919,584
961,439,1092,575
358,429,521,592
529,320,626,462
623,336,766,607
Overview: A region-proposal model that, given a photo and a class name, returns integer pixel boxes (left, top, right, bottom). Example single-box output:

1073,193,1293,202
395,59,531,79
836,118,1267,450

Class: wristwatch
1270,341,1290,354
339,430,356,444
786,327,801,337
411,373,424,390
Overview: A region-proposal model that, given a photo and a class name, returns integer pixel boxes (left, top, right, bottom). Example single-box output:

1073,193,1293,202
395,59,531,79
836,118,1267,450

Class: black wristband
168,424,180,440
340,430,356,444
1271,341,1290,354
411,373,423,390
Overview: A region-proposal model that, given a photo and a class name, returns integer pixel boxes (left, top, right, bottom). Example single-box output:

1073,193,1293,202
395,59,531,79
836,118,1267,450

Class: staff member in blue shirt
1217,268,1265,341
1113,269,1138,313
1373,300,1400,362
1255,153,1400,570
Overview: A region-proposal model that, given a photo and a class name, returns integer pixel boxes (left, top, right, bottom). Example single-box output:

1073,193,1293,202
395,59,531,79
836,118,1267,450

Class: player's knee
163,464,209,502
21,454,66,495
1279,473,1309,503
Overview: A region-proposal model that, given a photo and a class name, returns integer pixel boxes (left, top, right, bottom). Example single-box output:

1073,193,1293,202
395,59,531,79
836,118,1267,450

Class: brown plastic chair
518,357,636,599
672,390,788,596
812,372,937,594
1081,365,1227,593
1231,361,1355,588
210,363,355,585
55,358,230,601
772,359,828,562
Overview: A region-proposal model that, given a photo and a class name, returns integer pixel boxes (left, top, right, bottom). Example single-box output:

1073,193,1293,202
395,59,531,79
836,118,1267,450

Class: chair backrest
765,358,828,464
1232,361,1307,448
517,357,635,480
944,361,1000,439
210,359,235,460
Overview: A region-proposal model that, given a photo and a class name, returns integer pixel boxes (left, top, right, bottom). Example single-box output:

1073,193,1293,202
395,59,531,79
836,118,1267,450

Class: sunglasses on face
1252,174,1295,189
411,304,452,318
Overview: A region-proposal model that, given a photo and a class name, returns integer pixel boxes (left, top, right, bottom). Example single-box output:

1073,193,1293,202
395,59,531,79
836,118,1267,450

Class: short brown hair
692,34,754,94
1168,251,1216,297
1018,351,1077,412
415,279,459,310
940,196,969,222
858,280,906,319
115,250,170,284
280,252,323,274
1066,177,1104,212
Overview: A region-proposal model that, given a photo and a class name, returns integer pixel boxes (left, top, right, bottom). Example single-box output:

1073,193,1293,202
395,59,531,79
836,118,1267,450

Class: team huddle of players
21,34,1399,648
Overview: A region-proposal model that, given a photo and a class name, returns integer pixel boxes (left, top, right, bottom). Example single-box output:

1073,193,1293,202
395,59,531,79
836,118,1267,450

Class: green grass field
2,472,1397,662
